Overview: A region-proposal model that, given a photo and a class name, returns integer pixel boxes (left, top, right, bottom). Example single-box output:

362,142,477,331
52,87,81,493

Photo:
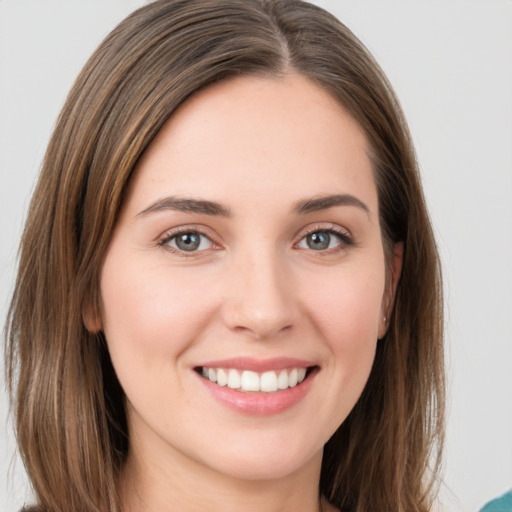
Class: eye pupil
307,232,330,250
176,233,200,251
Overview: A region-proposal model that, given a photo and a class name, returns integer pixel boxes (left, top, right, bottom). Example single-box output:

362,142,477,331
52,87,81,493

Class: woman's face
92,74,396,482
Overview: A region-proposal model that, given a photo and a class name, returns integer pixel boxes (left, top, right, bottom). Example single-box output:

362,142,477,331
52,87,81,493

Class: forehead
125,73,376,216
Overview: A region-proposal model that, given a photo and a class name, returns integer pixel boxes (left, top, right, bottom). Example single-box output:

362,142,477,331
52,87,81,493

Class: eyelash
296,225,354,253
157,227,218,258
157,224,354,257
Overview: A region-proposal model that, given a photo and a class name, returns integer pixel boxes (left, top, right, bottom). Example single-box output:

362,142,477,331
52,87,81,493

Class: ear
82,298,103,334
378,242,403,339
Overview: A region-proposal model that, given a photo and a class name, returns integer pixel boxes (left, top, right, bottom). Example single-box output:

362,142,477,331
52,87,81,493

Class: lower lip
196,369,318,416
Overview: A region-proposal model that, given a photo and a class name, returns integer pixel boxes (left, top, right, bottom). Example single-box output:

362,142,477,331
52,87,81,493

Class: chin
192,431,324,482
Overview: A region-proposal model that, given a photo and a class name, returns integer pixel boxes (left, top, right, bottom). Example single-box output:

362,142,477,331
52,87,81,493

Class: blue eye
297,230,348,251
165,231,213,252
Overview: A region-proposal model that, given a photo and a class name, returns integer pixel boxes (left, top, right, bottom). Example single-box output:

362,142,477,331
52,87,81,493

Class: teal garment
479,489,512,512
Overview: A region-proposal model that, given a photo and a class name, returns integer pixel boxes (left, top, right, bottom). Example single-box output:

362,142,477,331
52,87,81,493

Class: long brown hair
5,1,444,511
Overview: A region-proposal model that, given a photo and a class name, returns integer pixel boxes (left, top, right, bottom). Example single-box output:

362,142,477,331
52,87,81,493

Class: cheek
300,257,385,392
310,273,384,429
99,252,217,366
305,262,385,342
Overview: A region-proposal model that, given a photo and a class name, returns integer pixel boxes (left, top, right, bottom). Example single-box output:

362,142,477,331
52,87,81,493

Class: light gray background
1,1,511,511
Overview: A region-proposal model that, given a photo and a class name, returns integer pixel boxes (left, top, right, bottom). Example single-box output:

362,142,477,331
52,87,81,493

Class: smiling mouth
195,366,317,393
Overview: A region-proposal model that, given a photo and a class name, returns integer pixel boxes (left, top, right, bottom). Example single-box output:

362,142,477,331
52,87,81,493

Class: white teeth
216,368,228,387
241,370,260,391
277,369,288,390
227,369,241,389
260,371,278,392
201,366,309,392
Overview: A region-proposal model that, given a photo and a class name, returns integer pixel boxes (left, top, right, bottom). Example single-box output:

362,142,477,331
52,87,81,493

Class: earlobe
378,315,388,340
378,242,404,339
82,300,103,333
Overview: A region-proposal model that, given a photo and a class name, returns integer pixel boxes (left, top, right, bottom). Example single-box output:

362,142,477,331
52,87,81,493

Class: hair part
5,1,444,511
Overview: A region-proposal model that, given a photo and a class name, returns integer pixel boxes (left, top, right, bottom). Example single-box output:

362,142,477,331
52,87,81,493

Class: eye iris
175,233,200,251
307,232,330,250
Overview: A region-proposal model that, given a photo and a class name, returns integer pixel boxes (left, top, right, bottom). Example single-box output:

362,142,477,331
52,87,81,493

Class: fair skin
87,73,401,512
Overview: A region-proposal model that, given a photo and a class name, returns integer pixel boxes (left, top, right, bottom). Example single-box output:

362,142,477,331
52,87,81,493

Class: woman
4,1,445,511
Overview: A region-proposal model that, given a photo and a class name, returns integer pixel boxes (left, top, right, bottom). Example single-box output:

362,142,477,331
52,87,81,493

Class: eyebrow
137,196,232,217
292,194,370,216
137,193,370,219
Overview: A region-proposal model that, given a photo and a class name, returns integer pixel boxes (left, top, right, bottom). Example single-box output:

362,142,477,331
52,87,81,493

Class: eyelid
296,222,352,240
294,223,355,251
157,225,221,256
155,222,354,257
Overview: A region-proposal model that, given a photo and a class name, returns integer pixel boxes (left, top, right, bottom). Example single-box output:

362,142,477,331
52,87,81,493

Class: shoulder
479,488,512,512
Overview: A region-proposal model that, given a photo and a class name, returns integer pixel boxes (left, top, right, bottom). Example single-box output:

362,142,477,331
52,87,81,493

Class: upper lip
195,357,317,372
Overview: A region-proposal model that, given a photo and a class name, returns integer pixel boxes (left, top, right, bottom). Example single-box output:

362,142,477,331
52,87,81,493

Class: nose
221,247,297,340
